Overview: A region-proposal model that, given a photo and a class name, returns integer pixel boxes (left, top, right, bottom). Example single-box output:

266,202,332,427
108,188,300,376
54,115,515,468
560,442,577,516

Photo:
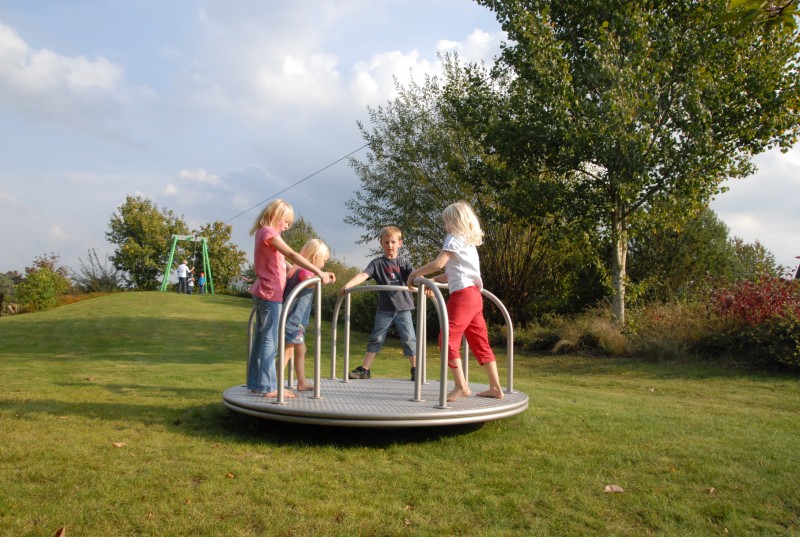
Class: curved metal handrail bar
247,276,323,404
331,284,444,380
412,277,450,408
333,280,515,406
423,282,515,393
480,288,515,393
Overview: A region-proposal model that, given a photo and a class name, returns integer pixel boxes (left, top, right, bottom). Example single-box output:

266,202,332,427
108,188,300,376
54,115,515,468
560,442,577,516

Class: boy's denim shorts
367,310,417,356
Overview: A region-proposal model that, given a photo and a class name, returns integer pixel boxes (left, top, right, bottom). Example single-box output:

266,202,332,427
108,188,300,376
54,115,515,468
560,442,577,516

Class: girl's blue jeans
247,297,282,393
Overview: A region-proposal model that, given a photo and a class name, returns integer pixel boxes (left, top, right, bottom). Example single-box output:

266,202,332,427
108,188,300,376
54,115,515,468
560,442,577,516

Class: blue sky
1,1,798,277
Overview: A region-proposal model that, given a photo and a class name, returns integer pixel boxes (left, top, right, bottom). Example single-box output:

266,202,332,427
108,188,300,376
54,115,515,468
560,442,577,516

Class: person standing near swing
176,259,193,294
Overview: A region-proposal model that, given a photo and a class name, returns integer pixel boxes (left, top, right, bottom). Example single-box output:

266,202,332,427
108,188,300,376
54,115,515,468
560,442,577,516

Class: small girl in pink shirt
247,199,334,398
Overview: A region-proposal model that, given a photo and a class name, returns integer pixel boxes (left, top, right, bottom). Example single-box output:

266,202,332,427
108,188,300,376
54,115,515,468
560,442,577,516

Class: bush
627,300,714,361
711,276,800,326
16,267,70,311
704,276,800,370
72,249,124,293
511,306,629,356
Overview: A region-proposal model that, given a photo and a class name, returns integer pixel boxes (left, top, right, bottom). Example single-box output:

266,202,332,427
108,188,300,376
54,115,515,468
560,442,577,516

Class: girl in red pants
407,201,504,402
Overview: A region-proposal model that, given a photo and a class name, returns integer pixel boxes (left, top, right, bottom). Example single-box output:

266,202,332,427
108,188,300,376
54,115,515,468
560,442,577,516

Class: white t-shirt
442,234,483,293
177,263,189,278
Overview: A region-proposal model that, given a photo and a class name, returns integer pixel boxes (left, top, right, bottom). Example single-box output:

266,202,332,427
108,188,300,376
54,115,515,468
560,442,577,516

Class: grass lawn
0,292,798,536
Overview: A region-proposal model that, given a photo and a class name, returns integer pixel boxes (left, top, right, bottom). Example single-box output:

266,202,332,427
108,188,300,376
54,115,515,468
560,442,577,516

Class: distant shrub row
506,275,800,371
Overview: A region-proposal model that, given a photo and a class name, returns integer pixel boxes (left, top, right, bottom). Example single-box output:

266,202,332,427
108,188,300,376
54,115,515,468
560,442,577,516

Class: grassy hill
0,292,798,536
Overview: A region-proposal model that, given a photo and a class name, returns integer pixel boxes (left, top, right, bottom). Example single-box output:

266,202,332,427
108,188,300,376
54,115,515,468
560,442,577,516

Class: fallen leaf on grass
111,442,126,448
54,527,66,537
707,487,716,494
226,473,235,479
603,485,624,493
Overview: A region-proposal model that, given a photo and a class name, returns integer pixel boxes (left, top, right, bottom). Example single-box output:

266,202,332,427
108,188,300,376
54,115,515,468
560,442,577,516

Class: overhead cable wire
223,143,369,224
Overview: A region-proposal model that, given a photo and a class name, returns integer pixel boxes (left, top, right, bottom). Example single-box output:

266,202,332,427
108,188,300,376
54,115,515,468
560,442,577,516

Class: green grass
1,292,798,536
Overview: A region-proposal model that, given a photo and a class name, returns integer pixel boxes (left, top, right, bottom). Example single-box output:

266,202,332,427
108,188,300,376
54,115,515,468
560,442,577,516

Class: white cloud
711,145,800,268
177,2,505,126
179,168,220,185
0,20,136,139
437,29,500,61
350,49,436,105
46,224,70,241
164,184,178,196
0,191,19,204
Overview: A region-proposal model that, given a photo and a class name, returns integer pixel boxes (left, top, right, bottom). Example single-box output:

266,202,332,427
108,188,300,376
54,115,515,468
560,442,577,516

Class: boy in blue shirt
340,226,418,380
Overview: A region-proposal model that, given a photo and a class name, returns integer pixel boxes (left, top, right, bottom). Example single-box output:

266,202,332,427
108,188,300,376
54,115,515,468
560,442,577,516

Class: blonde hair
287,238,330,279
298,238,330,266
380,226,402,240
249,199,294,236
442,201,484,246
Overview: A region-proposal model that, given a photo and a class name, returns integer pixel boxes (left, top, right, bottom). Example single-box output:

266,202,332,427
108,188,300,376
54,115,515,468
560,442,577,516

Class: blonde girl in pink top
247,199,334,398
407,201,504,402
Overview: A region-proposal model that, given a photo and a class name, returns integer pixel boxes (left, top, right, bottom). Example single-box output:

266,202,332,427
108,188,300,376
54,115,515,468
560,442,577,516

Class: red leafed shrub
711,276,800,326
706,276,800,370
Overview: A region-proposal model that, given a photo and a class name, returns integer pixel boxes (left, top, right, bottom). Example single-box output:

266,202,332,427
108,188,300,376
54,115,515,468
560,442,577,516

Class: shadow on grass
211,407,487,447
0,395,485,447
54,381,222,398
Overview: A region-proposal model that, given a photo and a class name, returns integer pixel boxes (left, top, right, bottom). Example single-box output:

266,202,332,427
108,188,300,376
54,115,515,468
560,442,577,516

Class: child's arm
339,272,370,295
298,268,332,284
407,251,452,291
270,236,334,284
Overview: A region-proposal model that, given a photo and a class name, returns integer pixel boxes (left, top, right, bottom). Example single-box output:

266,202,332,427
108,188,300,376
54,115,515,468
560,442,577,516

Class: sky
0,1,798,278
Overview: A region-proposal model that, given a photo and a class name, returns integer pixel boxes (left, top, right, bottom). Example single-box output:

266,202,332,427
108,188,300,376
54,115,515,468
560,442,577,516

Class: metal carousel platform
224,277,528,428
222,377,529,428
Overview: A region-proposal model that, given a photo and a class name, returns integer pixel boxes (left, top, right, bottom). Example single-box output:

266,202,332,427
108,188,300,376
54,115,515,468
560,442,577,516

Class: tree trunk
611,200,628,325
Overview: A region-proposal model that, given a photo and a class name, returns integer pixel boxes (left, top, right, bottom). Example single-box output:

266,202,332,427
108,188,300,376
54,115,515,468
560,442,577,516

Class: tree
282,216,320,252
626,209,779,304
718,0,798,35
106,195,188,290
0,272,16,299
454,0,800,324
347,60,593,323
346,70,474,267
16,253,71,311
193,221,248,293
728,237,779,281
72,249,124,293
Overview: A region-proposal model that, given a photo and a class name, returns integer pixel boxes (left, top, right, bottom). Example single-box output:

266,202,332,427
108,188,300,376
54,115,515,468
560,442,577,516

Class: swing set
159,234,215,294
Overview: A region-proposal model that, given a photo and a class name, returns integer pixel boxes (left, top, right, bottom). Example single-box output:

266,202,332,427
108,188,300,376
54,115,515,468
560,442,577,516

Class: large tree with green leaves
106,196,188,290
719,0,798,34
626,209,779,304
453,0,800,324
193,221,247,293
347,61,598,322
282,216,321,252
346,71,475,266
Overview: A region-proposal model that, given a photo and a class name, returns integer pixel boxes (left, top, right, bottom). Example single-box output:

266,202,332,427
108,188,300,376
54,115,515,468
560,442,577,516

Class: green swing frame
160,234,215,294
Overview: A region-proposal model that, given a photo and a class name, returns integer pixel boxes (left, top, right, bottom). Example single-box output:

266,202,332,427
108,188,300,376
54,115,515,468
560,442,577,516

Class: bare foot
263,390,296,399
477,387,505,399
296,382,315,391
447,387,471,402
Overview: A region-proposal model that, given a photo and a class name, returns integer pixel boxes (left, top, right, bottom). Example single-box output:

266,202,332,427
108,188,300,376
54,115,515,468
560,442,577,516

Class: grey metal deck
222,377,529,428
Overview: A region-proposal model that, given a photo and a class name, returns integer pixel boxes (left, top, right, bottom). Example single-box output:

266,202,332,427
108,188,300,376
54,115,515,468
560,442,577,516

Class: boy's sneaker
349,365,371,379
410,367,416,381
